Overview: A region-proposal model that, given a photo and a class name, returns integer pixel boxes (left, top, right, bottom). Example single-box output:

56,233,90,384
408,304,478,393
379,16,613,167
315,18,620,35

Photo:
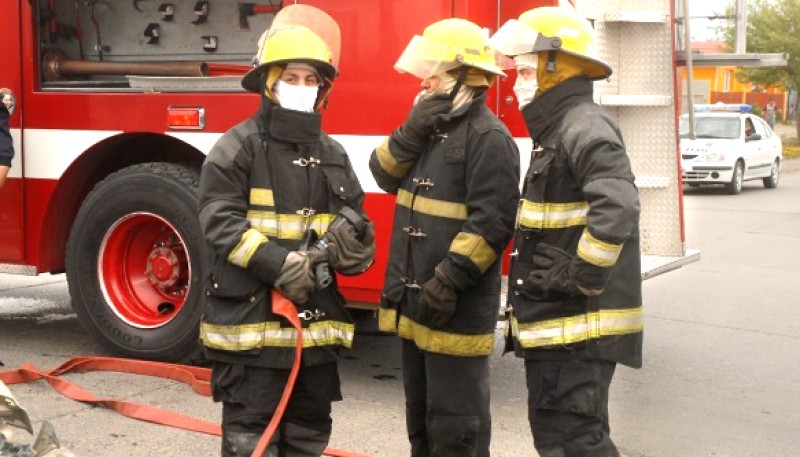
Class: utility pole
734,0,747,53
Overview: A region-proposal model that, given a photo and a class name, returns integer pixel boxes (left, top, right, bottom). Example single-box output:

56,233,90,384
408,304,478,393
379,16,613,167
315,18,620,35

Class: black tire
66,162,205,362
762,159,780,189
726,161,744,195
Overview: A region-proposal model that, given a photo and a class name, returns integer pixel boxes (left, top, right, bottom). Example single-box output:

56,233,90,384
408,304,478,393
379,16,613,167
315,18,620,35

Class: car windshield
679,117,740,139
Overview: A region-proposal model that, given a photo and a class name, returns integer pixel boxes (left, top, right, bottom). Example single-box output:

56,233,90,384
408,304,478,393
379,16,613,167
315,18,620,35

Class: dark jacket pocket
206,265,264,301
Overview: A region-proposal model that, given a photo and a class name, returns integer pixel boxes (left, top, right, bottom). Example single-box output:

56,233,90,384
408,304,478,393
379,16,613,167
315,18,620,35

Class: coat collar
520,77,594,143
258,98,322,144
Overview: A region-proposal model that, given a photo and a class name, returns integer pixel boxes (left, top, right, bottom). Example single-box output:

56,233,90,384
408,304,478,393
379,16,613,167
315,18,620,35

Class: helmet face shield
488,20,540,58
394,35,460,79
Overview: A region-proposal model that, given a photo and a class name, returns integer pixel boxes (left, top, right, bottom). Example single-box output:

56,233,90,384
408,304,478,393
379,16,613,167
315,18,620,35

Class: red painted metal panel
0,1,25,263
338,193,397,304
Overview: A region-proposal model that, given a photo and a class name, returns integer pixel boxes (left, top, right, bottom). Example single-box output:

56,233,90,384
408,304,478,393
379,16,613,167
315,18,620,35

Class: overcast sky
688,0,735,41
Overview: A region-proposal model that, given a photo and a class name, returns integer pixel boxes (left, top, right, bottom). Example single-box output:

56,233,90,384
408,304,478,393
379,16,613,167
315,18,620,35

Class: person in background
490,6,643,457
369,17,520,457
764,98,777,130
0,90,15,188
198,6,375,456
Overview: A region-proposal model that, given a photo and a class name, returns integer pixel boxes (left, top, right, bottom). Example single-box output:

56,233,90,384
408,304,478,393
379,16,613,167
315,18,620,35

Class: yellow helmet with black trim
241,24,337,93
394,18,505,80
489,6,611,80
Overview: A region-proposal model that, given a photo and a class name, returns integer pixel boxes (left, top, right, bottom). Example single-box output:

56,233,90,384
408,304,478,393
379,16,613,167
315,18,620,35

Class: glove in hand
528,243,580,296
401,94,453,142
325,222,376,275
419,268,458,328
275,251,316,304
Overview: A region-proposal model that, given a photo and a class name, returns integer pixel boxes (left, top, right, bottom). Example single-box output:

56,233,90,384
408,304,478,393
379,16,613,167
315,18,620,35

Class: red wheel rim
98,212,191,328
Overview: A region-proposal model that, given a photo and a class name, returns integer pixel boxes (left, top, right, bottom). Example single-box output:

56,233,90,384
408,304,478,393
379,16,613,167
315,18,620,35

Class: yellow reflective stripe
250,188,274,206
200,320,355,351
376,137,413,178
247,211,337,240
399,315,493,356
510,308,643,349
517,199,588,229
577,228,623,267
396,189,468,221
378,307,399,333
227,228,267,267
379,308,494,355
450,232,497,273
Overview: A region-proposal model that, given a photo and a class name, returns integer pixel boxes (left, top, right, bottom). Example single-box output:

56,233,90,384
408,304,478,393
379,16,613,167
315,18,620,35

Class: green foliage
783,138,800,158
721,0,800,90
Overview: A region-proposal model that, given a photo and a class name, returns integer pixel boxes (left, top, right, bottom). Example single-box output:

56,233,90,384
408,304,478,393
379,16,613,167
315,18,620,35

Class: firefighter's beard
413,74,477,112
273,80,320,113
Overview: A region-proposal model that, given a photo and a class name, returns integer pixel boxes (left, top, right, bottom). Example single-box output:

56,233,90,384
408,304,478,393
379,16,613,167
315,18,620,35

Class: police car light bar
693,103,752,113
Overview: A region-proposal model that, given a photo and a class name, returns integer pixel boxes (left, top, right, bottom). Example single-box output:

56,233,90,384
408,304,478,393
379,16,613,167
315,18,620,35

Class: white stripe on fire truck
23,129,123,180
20,129,534,193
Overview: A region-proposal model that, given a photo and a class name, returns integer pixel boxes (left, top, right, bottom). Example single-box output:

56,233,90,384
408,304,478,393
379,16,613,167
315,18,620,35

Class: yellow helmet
241,5,340,93
394,18,505,80
489,6,611,80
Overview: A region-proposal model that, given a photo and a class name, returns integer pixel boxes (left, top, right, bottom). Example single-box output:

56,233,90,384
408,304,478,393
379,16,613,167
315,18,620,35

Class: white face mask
273,80,319,113
513,79,538,110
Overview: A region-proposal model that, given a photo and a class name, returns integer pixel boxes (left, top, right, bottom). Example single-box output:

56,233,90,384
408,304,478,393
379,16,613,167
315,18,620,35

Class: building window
724,70,732,92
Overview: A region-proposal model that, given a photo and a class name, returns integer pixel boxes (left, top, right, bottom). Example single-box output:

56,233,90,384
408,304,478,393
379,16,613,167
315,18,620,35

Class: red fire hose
0,290,369,457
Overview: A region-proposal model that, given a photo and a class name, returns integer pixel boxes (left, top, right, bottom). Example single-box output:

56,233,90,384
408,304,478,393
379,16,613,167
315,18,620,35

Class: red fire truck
0,0,697,361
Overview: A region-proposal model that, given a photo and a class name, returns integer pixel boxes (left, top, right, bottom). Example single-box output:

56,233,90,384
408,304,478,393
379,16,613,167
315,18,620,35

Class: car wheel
726,161,744,195
762,159,780,189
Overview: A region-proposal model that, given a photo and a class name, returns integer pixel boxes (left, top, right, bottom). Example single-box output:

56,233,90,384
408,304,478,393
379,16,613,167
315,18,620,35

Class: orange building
680,41,787,120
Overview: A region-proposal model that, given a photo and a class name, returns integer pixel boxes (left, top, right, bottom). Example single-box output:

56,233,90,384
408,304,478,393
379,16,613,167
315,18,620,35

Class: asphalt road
1,167,799,456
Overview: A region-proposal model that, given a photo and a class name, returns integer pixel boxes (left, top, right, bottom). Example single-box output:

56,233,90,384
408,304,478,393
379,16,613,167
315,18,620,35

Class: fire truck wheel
66,162,205,362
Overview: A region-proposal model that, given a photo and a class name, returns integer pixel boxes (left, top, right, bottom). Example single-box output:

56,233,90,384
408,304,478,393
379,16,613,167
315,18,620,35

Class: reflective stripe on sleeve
227,228,267,268
249,188,274,207
577,228,623,267
396,189,468,221
376,137,413,178
200,320,355,351
449,231,497,273
517,199,588,229
247,211,337,240
510,307,643,348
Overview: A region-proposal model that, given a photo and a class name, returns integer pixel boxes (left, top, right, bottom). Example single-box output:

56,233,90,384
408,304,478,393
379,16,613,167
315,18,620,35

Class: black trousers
212,361,341,456
525,359,618,457
402,339,491,457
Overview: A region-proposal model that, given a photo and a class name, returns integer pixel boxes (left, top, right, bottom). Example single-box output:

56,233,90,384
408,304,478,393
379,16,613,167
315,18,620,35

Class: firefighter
489,6,643,457
0,90,14,188
197,6,375,456
369,18,520,456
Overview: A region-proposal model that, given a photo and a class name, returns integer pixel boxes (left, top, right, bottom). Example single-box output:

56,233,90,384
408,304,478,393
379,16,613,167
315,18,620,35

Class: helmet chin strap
447,66,469,101
546,51,557,73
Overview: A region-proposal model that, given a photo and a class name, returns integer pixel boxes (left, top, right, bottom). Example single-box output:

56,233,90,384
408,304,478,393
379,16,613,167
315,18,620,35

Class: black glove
400,94,453,143
324,221,376,275
527,243,580,296
419,268,458,328
275,251,316,304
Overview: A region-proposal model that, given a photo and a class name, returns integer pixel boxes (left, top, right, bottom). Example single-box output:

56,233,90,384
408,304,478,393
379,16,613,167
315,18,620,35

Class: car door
742,116,761,178
751,117,772,177
755,117,780,171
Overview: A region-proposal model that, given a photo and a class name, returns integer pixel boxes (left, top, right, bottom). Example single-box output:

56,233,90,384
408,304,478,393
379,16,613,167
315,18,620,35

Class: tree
721,0,800,136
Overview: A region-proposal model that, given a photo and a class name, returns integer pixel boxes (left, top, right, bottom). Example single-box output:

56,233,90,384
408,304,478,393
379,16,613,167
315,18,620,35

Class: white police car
680,103,782,194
